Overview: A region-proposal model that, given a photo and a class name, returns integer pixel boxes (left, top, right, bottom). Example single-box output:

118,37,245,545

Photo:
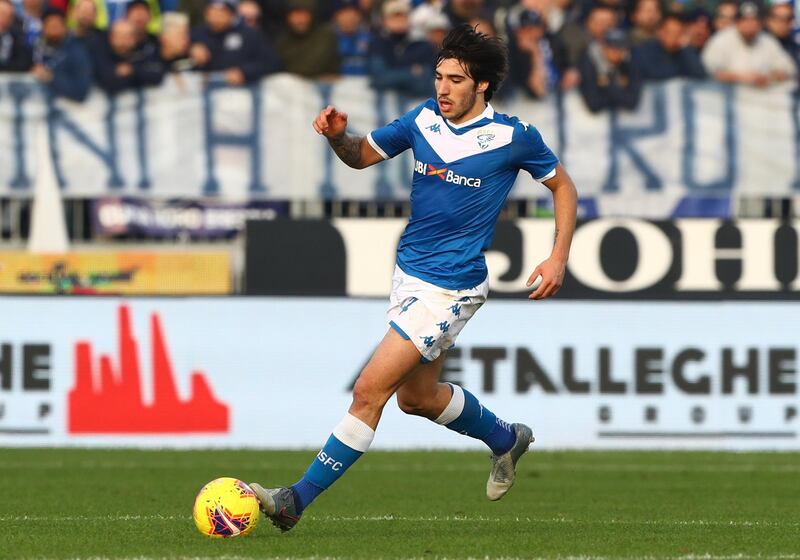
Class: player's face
435,58,488,124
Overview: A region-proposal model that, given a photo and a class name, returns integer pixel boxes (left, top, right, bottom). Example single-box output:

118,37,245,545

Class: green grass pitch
2,448,799,559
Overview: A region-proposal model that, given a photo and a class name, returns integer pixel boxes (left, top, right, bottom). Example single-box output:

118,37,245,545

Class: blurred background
0,0,798,451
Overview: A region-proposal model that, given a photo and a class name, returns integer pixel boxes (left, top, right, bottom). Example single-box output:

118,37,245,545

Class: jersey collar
445,103,495,130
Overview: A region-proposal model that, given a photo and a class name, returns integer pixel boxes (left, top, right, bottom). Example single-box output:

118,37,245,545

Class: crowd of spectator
0,0,797,112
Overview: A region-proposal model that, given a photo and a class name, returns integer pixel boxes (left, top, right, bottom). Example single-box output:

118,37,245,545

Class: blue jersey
368,98,558,290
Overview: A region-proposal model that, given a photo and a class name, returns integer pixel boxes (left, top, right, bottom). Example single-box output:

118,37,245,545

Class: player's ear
476,80,489,95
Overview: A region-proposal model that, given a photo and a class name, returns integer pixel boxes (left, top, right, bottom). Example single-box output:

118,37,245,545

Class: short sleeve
511,123,559,182
367,104,421,159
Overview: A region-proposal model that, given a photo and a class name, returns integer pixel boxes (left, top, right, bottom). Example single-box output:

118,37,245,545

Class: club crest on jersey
414,160,481,188
426,123,442,134
476,132,495,150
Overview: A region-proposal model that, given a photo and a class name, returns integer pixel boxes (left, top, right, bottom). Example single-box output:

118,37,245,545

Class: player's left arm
527,163,577,300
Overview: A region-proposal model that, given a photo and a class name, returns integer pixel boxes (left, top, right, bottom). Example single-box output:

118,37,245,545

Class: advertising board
0,252,231,294
0,298,795,450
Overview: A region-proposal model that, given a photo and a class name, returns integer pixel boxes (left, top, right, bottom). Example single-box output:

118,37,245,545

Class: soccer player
251,25,578,532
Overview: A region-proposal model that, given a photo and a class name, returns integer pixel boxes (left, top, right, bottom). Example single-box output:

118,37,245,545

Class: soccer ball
193,477,261,538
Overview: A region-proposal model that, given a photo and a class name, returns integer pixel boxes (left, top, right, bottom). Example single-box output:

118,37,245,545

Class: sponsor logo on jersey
426,123,442,134
413,160,481,188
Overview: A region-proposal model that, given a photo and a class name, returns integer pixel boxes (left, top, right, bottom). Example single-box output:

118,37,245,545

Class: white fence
0,74,798,206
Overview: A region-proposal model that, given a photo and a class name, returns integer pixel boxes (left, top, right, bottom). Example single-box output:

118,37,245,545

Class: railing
0,73,798,202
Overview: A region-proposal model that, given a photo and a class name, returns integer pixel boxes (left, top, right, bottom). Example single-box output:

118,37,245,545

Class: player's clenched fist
312,105,348,139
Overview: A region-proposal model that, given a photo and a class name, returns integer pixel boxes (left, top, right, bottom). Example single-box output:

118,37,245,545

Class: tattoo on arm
328,133,363,169
554,228,560,244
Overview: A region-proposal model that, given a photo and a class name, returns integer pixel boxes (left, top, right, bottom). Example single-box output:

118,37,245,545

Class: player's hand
312,105,348,139
527,256,566,300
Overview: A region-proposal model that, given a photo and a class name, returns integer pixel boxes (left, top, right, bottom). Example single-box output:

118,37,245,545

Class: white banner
0,75,798,206
0,297,796,450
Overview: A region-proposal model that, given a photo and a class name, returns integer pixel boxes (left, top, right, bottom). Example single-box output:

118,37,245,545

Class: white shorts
386,265,489,362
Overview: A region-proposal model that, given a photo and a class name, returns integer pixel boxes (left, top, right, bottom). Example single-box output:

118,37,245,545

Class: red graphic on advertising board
68,305,229,434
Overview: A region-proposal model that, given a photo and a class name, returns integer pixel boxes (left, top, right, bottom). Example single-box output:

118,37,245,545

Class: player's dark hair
436,25,508,102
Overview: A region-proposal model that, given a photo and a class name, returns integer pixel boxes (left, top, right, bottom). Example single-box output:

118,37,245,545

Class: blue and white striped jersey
368,98,558,290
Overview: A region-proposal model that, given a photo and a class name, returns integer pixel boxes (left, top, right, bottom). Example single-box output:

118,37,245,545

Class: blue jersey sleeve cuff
535,167,557,182
367,132,390,160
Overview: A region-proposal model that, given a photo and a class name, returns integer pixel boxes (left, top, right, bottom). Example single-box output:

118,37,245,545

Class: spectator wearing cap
332,0,371,76
92,18,165,93
0,0,32,71
369,0,434,97
507,9,564,99
702,1,796,88
578,27,642,113
408,0,444,41
32,8,92,100
632,13,705,81
422,9,450,48
275,0,340,78
555,2,619,90
766,0,799,72
628,0,661,46
685,8,711,52
191,0,281,84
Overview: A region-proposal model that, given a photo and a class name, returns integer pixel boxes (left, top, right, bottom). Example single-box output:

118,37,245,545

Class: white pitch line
31,554,800,560
1,514,798,528
2,461,800,474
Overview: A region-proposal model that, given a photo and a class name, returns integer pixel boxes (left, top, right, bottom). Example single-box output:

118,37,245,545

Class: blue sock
435,383,517,455
290,414,375,514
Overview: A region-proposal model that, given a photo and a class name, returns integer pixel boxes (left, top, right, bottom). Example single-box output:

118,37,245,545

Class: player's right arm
312,106,384,170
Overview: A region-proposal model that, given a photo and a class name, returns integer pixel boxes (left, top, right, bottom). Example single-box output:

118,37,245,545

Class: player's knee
351,375,388,413
396,391,433,417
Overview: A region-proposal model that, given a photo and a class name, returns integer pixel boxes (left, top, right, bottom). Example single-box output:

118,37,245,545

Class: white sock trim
332,413,375,453
434,383,465,425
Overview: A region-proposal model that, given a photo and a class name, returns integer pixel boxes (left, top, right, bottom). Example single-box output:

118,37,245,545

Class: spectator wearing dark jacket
70,0,103,49
191,0,280,85
32,8,92,101
633,13,705,81
507,9,564,99
578,28,641,113
93,19,165,93
275,0,339,78
127,0,160,53
333,0,370,76
766,0,800,74
0,0,33,71
556,2,618,91
369,0,433,97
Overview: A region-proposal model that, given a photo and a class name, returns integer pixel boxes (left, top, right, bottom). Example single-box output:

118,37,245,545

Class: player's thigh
396,352,447,405
355,328,426,399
